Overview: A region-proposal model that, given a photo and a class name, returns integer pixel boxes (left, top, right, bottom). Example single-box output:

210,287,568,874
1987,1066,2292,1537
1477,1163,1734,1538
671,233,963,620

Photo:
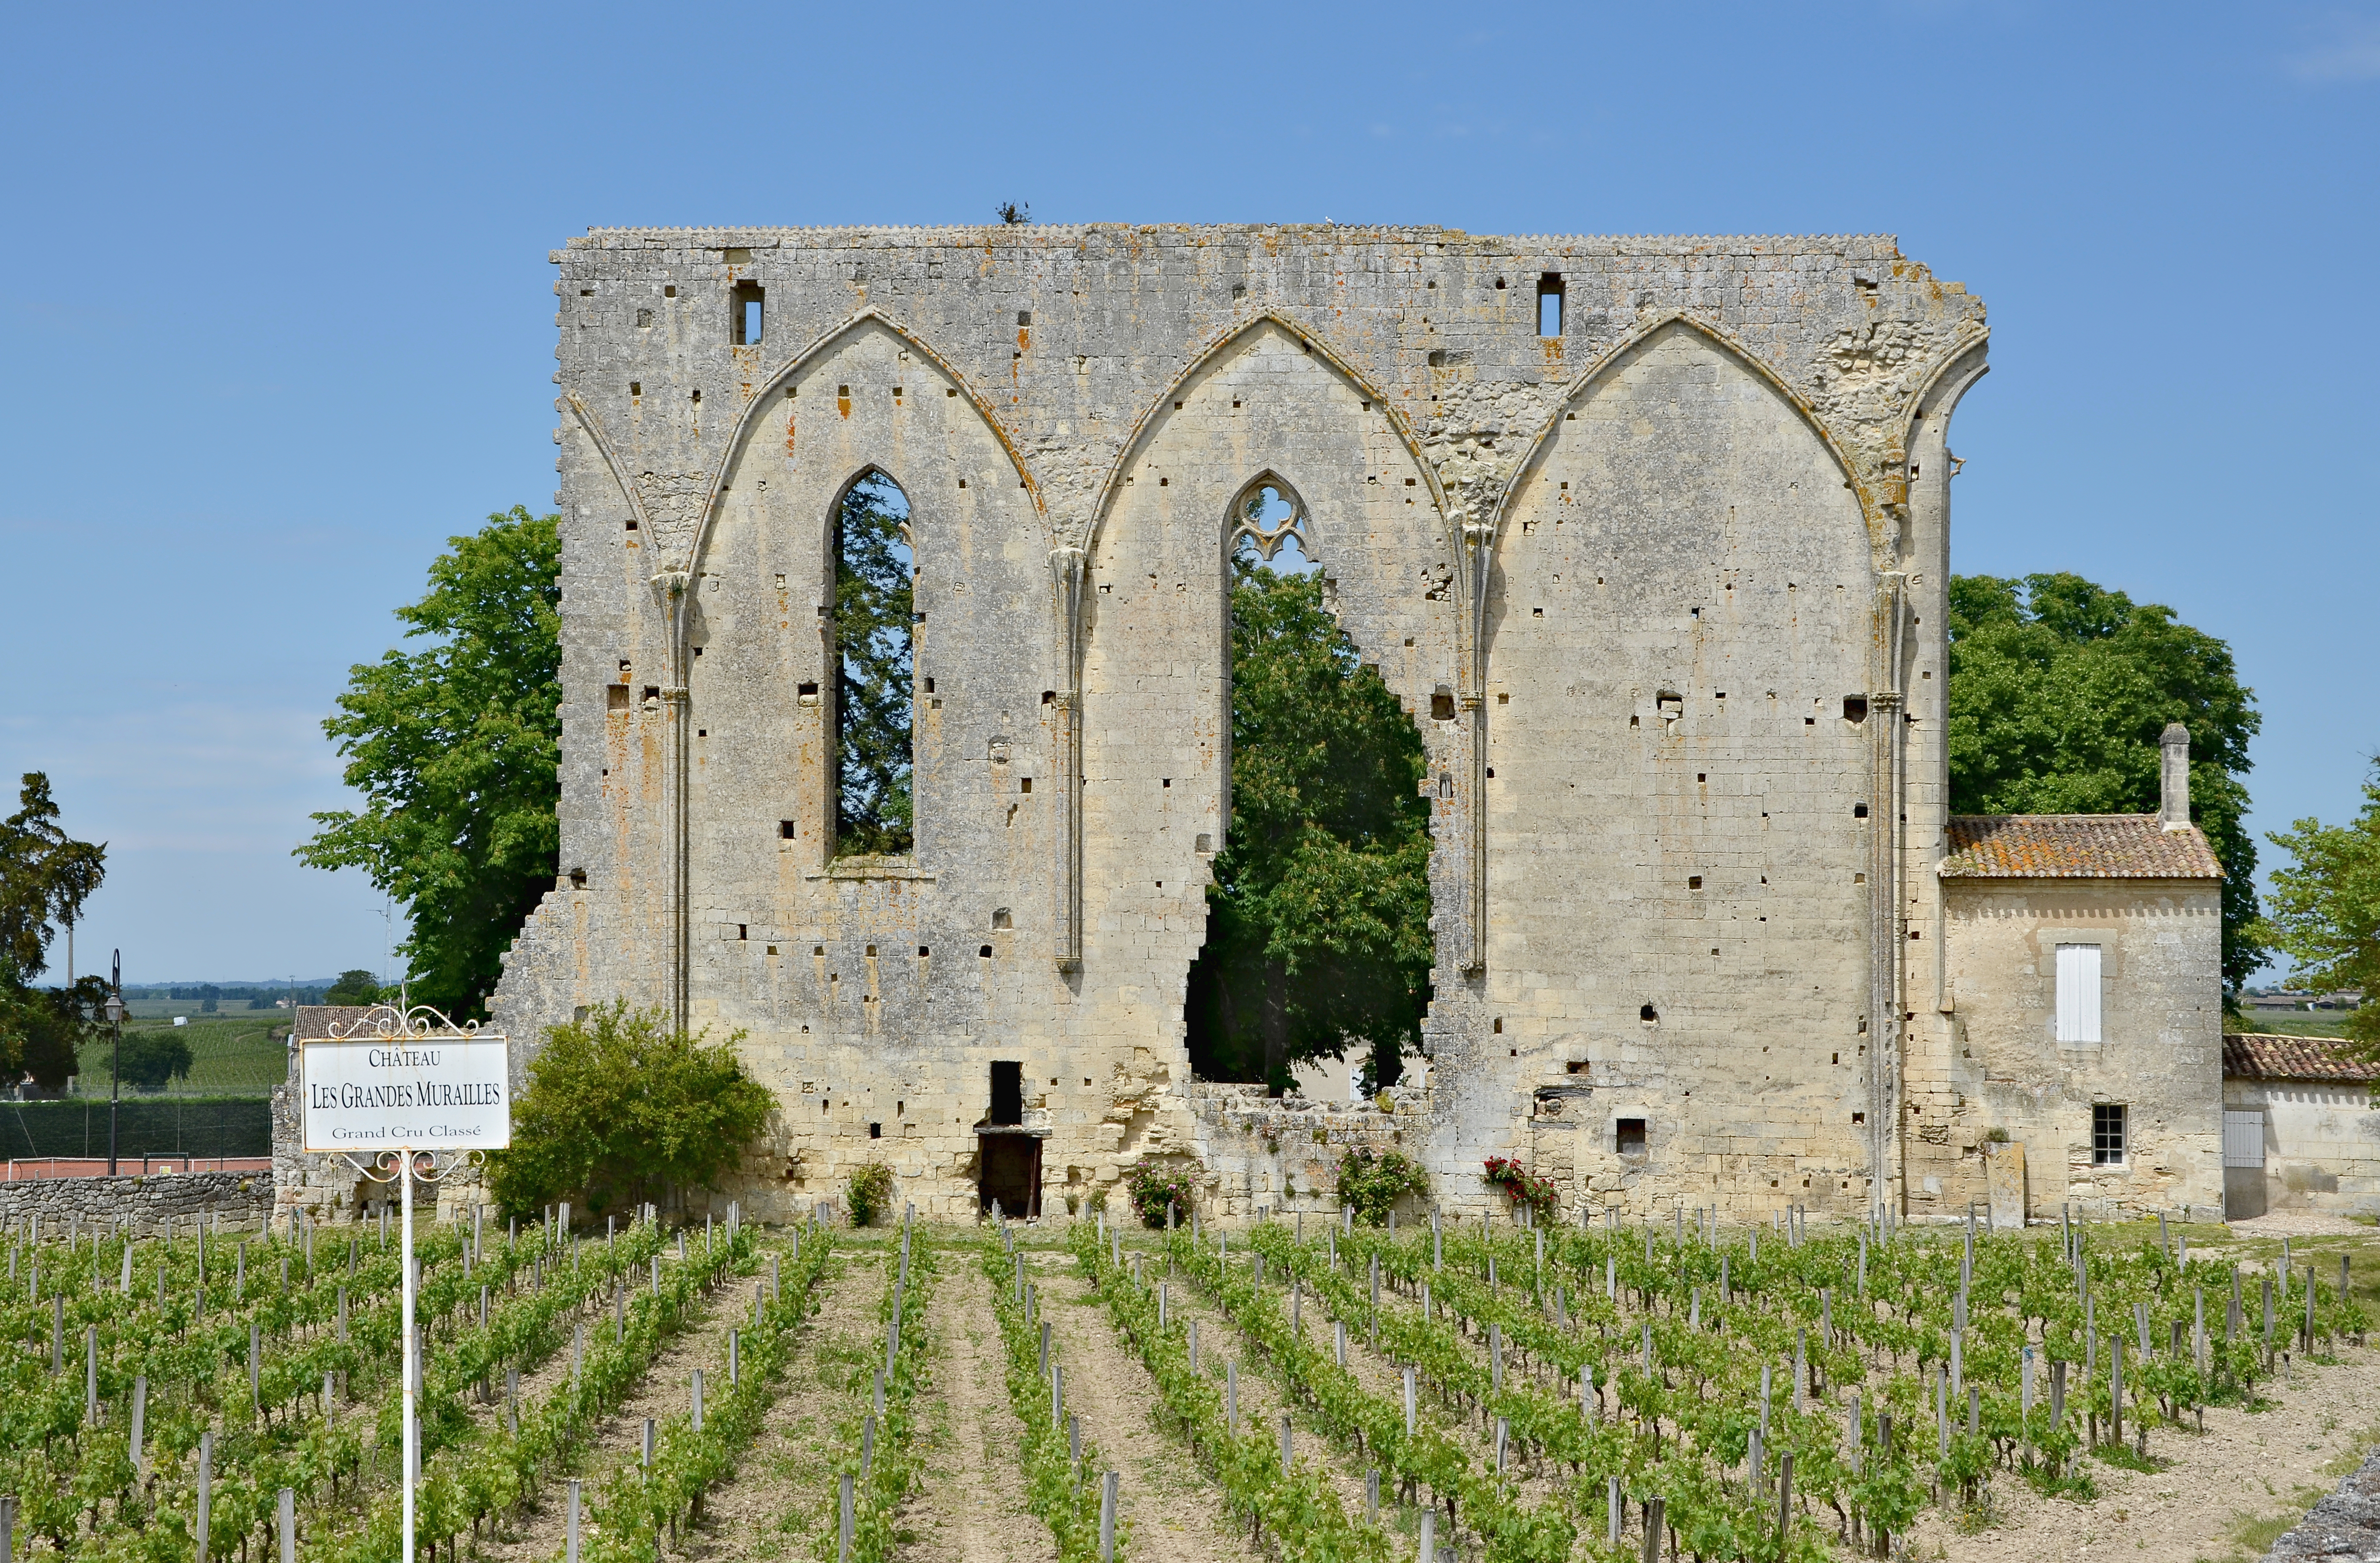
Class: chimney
2159,723,2191,830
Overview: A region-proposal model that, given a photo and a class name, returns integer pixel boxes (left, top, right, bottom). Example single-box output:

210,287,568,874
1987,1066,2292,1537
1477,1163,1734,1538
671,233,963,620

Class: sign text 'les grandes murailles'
301,1032,512,1151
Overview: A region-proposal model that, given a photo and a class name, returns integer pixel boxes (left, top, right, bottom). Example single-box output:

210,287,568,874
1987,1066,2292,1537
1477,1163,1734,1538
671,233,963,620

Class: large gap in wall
1184,487,1435,1098
833,470,915,856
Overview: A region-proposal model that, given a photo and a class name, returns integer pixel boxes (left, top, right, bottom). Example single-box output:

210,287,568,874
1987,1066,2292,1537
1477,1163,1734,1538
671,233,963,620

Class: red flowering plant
1481,1156,1560,1223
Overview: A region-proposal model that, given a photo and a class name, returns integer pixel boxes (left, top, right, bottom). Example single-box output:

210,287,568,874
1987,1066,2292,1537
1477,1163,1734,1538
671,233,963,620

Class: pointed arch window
832,470,915,856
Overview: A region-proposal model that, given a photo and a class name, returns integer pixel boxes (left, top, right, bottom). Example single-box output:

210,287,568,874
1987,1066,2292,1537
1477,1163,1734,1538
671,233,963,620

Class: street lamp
104,950,124,1175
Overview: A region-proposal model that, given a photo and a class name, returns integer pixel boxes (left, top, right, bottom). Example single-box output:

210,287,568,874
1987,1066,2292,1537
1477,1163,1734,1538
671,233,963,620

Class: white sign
301,1034,512,1152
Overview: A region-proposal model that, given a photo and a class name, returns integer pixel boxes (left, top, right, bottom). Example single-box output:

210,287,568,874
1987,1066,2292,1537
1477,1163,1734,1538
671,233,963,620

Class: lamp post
104,951,124,1175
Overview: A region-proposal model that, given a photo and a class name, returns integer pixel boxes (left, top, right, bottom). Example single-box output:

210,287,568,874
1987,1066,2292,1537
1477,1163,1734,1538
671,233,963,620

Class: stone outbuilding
2221,1033,2380,1220
1929,727,2226,1222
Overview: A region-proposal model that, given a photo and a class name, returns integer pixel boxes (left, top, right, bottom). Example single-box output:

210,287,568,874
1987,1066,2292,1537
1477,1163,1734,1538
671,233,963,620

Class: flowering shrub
1335,1145,1430,1225
1126,1162,1200,1229
1481,1155,1560,1223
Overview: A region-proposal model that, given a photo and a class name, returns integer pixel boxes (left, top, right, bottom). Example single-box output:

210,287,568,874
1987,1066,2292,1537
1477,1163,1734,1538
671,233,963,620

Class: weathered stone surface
2266,1448,2380,1563
0,1171,271,1232
466,222,2216,1227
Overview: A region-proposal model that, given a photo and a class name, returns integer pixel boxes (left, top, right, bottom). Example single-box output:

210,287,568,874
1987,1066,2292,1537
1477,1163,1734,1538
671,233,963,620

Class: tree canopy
2258,773,2380,1049
1947,572,2263,991
1185,554,1435,1093
297,508,562,1019
0,773,106,1089
833,473,915,856
485,1001,775,1220
117,1029,194,1093
324,969,383,1006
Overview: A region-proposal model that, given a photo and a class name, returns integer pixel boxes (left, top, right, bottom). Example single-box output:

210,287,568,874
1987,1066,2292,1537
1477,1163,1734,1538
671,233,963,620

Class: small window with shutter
2055,943,2103,1042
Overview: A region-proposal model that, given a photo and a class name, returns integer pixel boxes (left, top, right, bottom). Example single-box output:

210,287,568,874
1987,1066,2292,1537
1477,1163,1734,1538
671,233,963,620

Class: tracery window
1229,479,1315,570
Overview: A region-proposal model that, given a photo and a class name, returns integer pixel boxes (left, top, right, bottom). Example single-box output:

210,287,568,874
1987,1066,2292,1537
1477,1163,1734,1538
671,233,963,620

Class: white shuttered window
2055,943,2103,1042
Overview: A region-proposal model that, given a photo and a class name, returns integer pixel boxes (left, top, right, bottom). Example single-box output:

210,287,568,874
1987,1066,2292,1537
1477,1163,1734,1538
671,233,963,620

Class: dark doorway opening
978,1132,1041,1217
989,1060,1023,1125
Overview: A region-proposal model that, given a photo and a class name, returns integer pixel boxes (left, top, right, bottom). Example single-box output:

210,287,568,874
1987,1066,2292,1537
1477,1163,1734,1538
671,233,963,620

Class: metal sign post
300,1003,510,1563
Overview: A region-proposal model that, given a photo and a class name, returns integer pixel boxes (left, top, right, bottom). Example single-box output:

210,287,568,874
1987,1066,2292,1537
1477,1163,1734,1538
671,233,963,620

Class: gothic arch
685,307,1044,580
1487,311,1889,559
1079,312,1452,570
563,391,657,535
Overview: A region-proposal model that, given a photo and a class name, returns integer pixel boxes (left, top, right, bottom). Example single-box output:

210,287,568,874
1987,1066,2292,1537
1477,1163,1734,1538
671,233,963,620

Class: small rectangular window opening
1537,272,1564,337
867,1122,882,1139
731,281,765,345
1616,1118,1647,1157
990,1060,1024,1125
606,685,629,711
2092,1103,2127,1165
2056,943,2104,1043
1843,696,1868,723
737,924,747,940
778,821,796,839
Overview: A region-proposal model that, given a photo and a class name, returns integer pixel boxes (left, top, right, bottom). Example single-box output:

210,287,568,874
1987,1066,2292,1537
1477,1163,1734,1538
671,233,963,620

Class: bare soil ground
1030,1251,1267,1563
893,1258,1058,1563
1903,1344,2380,1563
686,1247,886,1563
477,1255,764,1562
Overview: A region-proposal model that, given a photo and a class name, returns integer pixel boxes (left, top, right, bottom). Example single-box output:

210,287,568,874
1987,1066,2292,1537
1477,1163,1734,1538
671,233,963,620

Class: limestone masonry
467,224,2220,1227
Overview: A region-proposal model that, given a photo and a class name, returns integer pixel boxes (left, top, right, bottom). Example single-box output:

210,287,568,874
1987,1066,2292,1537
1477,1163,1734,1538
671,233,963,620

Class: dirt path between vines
893,1257,1057,1563
478,1251,759,1563
1031,1251,1266,1563
682,1246,885,1562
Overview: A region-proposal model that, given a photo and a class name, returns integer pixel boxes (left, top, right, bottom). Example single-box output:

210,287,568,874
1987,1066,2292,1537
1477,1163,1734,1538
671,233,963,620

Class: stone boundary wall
1178,1081,1433,1222
2264,1447,2380,1562
0,1170,273,1233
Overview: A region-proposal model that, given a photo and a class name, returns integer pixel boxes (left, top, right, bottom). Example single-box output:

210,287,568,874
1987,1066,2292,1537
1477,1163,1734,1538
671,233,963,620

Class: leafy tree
1947,573,2264,992
833,473,914,856
0,980,101,1092
117,1029,195,1093
1185,554,1434,1093
2259,771,2380,1050
323,969,383,1006
0,773,106,984
0,773,106,1089
484,1000,775,1220
298,508,562,1019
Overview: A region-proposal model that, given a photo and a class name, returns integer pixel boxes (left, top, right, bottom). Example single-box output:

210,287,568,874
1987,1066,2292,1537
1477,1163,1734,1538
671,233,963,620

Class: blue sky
2,1,2374,984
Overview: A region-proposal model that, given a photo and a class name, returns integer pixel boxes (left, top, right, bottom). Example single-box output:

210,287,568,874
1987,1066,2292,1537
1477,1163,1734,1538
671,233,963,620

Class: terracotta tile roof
2223,1034,2380,1083
1938,815,2224,879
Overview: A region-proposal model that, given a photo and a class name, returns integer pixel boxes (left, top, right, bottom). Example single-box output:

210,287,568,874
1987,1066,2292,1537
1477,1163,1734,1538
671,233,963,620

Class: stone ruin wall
487,224,1997,1227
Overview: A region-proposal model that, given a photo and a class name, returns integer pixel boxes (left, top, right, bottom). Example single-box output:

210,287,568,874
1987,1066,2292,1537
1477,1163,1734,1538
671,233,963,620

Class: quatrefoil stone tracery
1232,483,1311,562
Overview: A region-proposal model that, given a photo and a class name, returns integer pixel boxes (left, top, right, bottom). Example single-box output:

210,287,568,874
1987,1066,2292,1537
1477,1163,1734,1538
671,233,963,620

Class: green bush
485,999,773,1221
847,1162,895,1227
1335,1144,1429,1225
116,1029,194,1092
1125,1162,1200,1228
